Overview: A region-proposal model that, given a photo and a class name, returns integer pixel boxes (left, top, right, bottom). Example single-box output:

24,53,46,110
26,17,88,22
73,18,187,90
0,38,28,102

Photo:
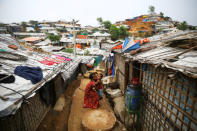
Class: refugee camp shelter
7,24,22,33
88,32,111,41
13,32,46,38
22,37,42,45
39,27,56,33
26,27,35,32
109,30,197,130
0,27,8,34
0,34,94,131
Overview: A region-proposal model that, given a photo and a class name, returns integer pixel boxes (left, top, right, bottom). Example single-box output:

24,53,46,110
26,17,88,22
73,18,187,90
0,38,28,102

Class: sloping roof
35,39,51,46
77,35,87,39
40,27,55,30
0,34,94,117
14,32,46,37
122,30,197,78
89,32,111,37
60,37,73,43
60,37,88,43
23,37,42,42
26,27,35,32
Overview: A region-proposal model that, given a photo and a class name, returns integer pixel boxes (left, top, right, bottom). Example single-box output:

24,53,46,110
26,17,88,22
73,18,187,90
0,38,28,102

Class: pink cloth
39,60,56,65
54,55,71,61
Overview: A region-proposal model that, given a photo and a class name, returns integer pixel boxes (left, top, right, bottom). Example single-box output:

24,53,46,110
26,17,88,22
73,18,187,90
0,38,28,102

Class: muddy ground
37,75,125,131
37,78,81,131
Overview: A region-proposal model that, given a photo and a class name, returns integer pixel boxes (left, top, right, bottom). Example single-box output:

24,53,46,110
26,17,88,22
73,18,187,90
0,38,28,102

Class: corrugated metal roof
121,30,197,78
0,34,94,117
22,37,42,42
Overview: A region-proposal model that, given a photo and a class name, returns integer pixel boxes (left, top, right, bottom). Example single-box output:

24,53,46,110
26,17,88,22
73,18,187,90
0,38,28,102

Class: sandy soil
37,74,125,131
68,78,125,131
37,79,81,131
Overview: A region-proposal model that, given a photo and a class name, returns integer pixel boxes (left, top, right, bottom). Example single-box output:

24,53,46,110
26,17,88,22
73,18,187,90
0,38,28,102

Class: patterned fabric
83,81,99,109
98,83,103,89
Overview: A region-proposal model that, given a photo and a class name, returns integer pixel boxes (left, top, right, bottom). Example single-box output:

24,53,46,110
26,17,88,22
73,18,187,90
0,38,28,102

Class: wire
132,65,174,75
0,85,26,98
0,55,73,100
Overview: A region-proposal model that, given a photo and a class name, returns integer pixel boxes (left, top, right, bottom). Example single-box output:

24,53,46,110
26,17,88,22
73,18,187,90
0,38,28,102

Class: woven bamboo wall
0,92,50,131
141,64,197,131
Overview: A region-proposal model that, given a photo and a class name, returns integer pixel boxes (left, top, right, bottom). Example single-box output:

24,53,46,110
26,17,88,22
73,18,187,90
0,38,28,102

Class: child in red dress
97,73,103,99
83,73,99,109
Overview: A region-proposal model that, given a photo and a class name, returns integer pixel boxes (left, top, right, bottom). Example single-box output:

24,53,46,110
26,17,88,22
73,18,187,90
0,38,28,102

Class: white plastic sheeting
0,35,94,117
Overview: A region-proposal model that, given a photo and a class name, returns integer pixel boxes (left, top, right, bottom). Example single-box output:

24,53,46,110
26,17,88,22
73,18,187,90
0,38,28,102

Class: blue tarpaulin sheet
124,42,140,53
122,38,129,51
112,55,115,77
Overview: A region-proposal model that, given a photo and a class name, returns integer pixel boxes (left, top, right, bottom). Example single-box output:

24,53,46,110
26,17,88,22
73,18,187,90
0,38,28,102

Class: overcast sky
0,0,196,26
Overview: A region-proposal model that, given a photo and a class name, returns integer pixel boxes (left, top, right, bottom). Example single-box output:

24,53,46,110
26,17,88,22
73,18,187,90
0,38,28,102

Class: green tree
119,26,129,39
103,21,112,30
63,48,73,53
80,30,88,35
109,25,120,41
21,21,27,32
58,27,68,33
177,21,188,31
189,26,196,30
149,5,155,14
160,12,164,18
92,28,99,33
29,20,40,32
164,17,171,21
29,20,38,25
97,17,103,25
47,34,61,42
84,50,90,56
34,24,40,33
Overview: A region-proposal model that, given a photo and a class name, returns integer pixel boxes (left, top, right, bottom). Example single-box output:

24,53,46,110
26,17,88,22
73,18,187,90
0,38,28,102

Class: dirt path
37,73,125,131
37,79,81,131
68,78,125,131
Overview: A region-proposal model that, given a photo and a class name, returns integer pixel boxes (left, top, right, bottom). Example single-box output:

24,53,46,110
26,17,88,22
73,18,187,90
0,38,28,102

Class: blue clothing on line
14,66,43,84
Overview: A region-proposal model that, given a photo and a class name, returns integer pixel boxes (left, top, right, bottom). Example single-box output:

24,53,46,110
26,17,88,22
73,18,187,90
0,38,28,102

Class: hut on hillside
107,30,197,130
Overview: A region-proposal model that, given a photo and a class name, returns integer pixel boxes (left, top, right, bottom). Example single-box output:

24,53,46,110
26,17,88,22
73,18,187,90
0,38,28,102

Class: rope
0,85,26,98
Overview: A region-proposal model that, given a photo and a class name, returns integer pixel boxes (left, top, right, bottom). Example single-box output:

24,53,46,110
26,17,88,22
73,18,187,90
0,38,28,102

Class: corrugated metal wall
141,64,197,131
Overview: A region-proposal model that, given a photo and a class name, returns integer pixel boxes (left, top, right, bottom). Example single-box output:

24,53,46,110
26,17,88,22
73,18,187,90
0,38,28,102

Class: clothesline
0,50,73,81
0,59,73,102
0,84,27,102
0,56,78,94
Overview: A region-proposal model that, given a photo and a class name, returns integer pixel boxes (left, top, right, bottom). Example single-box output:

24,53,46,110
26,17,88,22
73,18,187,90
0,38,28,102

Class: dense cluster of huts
0,34,95,130
106,30,197,130
1,24,197,131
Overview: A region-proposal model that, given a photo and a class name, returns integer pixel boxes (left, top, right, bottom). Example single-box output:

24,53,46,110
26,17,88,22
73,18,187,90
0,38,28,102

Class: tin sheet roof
121,30,197,78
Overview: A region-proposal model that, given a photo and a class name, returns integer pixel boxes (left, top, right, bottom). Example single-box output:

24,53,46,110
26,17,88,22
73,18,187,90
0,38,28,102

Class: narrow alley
37,68,126,131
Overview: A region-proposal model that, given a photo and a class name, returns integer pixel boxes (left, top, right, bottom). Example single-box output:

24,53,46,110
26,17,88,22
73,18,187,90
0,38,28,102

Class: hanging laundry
0,74,15,83
45,57,61,64
14,66,43,84
61,55,72,61
39,56,61,66
39,60,56,66
54,55,71,62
